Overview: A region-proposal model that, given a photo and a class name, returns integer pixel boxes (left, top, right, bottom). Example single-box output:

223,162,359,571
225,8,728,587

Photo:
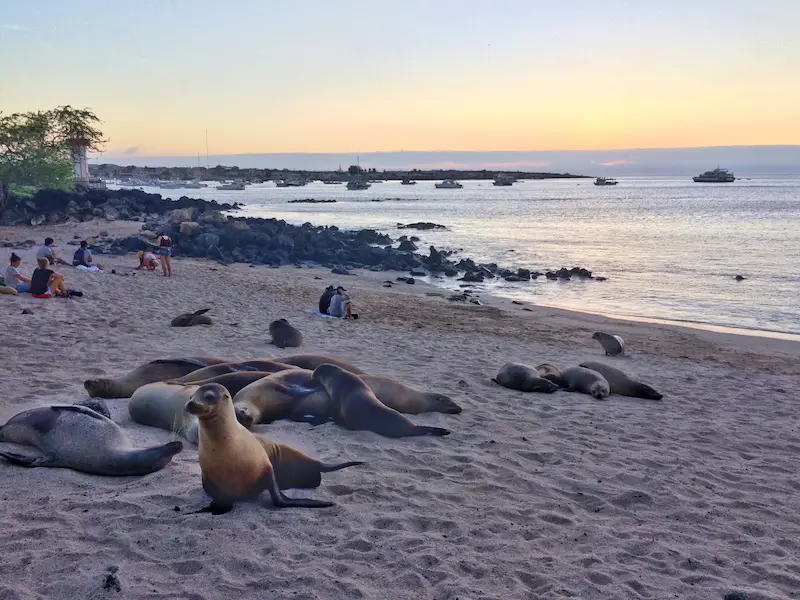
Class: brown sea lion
0,404,183,476
83,357,229,399
579,361,663,400
310,364,450,438
233,369,461,428
171,308,213,327
268,318,303,348
540,365,611,400
492,363,560,393
185,383,339,514
171,360,295,384
592,332,625,356
278,354,365,374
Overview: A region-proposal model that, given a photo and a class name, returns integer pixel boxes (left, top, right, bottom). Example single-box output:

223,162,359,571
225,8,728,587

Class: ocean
114,177,800,338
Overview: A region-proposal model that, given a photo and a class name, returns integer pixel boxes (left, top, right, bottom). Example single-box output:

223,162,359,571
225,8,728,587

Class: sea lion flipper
74,398,111,419
52,405,109,421
318,460,365,473
260,469,334,508
0,451,51,468
193,501,233,515
192,308,212,316
289,413,331,426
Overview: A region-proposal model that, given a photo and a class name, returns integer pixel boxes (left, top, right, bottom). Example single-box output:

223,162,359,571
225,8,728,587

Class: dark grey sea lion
540,366,611,400
492,363,560,393
592,332,625,356
171,308,213,327
0,405,183,476
268,318,303,348
579,361,663,400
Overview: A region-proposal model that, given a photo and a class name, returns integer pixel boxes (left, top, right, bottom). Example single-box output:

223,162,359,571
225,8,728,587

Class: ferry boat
593,177,618,186
435,179,463,189
493,174,516,186
346,177,371,190
216,181,246,190
692,167,735,183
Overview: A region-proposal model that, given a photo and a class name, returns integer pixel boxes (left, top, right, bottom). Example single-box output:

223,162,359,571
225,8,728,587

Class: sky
1,0,800,161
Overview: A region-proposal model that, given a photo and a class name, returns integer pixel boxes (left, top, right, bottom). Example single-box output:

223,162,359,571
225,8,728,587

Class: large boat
275,178,307,187
693,167,735,183
346,177,371,190
493,174,516,186
593,177,618,186
435,179,463,189
216,181,246,190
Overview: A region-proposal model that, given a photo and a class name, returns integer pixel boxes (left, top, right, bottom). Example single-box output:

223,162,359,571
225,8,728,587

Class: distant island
89,164,589,183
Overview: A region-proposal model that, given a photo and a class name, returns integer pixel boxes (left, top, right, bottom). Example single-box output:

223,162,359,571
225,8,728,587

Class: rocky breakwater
0,187,240,227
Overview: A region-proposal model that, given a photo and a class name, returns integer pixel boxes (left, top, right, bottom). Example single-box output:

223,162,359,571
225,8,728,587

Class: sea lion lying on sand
171,360,295,384
0,405,183,476
84,357,229,399
171,308,213,327
538,365,611,400
492,363,560,393
579,361,663,400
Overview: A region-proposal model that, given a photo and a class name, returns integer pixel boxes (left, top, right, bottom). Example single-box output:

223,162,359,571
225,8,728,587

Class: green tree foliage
0,106,107,204
348,164,362,176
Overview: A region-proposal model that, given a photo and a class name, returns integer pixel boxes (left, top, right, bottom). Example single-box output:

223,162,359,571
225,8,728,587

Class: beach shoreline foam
1,219,799,599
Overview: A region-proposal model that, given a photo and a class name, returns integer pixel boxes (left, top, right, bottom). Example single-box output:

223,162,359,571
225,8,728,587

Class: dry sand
1,220,799,600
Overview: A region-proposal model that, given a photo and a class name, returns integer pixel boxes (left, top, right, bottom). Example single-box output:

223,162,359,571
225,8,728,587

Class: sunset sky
2,0,799,157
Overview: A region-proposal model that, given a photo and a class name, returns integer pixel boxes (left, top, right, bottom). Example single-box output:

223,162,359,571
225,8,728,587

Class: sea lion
535,363,562,378
83,356,228,399
129,381,202,443
310,364,450,438
541,366,611,400
592,332,625,356
579,361,663,400
234,369,462,428
171,308,213,327
492,363,560,393
268,318,303,349
186,383,335,514
0,405,183,476
278,354,365,374
171,360,295,384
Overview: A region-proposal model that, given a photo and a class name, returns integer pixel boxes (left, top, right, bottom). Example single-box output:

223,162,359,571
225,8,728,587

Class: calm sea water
117,178,800,337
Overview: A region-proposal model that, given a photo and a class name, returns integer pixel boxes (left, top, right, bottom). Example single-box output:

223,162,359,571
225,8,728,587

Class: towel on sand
307,309,340,319
75,265,102,273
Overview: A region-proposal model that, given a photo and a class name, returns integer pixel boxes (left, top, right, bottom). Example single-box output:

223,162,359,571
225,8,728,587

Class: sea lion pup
311,364,451,438
541,366,611,400
535,363,562,379
0,405,183,476
171,360,295,384
268,318,303,349
171,308,213,327
592,332,625,356
579,361,663,400
278,354,365,374
492,363,560,393
186,383,336,514
83,356,228,399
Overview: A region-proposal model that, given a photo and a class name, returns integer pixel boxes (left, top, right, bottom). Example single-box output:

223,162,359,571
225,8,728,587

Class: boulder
398,240,418,252
179,221,203,236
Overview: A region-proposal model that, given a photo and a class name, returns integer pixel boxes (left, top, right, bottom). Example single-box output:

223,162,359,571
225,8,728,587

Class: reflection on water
115,178,800,336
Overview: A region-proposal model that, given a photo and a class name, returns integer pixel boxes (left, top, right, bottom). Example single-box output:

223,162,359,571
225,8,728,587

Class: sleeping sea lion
84,357,229,399
592,332,625,356
278,354,365,374
268,318,303,348
310,364,450,438
186,383,336,514
171,360,295,384
0,405,183,476
541,366,611,400
492,363,560,393
171,308,213,327
579,361,663,400
234,369,462,428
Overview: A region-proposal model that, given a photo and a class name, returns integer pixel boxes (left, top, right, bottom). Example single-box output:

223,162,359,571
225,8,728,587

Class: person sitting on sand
136,250,159,271
5,253,31,293
72,240,101,269
30,257,68,298
319,285,336,314
327,286,357,319
156,233,173,277
36,237,68,266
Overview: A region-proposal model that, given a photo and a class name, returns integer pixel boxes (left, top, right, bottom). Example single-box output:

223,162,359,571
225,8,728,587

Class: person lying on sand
30,257,68,298
5,253,31,293
72,241,102,270
136,250,159,271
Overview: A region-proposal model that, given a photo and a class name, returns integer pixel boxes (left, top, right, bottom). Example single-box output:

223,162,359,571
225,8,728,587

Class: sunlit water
115,178,800,337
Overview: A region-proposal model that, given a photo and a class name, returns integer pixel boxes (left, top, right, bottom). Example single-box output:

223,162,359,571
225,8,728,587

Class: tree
0,105,106,213
348,164,362,176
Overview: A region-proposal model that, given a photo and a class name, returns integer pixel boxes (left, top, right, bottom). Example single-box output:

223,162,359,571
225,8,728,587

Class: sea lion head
186,383,231,419
310,363,343,384
234,404,257,429
424,393,463,414
83,378,112,398
637,383,663,401
590,381,610,400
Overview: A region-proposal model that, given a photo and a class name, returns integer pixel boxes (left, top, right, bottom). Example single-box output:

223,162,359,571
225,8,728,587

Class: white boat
435,179,463,189
275,178,307,187
493,174,515,186
593,177,618,186
693,167,735,183
216,181,246,190
346,177,371,190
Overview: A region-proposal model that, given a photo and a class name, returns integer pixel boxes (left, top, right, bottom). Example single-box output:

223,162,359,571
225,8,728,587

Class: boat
693,167,736,183
593,177,618,186
493,174,515,186
275,178,307,187
182,181,207,189
435,179,463,189
401,177,416,185
323,180,343,184
346,177,371,190
216,181,246,190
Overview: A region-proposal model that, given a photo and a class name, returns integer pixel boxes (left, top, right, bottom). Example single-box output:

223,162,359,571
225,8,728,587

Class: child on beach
136,250,160,271
5,253,31,293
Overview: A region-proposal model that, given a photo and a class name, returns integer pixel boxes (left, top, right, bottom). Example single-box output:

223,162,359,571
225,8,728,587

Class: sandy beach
1,220,798,600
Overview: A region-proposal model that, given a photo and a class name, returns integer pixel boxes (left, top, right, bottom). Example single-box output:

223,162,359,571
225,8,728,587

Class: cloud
1,24,29,31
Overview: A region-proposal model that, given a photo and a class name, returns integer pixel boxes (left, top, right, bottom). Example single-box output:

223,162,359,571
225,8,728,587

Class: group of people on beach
5,238,73,297
137,234,173,277
319,285,357,319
